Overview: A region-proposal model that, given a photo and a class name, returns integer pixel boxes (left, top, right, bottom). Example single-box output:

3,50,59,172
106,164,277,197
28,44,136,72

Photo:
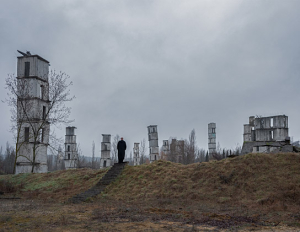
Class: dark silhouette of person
117,137,127,163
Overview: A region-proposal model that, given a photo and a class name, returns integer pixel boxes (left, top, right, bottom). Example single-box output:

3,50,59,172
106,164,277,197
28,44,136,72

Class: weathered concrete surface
241,115,291,155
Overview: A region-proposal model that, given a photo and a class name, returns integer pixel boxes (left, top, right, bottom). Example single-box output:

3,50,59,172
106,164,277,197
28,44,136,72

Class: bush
0,179,16,193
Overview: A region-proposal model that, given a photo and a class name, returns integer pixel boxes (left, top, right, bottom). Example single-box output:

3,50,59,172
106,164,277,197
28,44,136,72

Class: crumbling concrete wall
241,115,291,155
148,125,159,163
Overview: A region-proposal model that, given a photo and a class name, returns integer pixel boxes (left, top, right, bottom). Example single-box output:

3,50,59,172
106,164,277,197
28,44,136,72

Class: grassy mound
0,168,107,201
104,153,300,208
1,153,300,208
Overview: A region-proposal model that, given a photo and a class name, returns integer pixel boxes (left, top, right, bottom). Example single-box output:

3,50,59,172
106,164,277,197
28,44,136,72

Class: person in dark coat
117,137,127,163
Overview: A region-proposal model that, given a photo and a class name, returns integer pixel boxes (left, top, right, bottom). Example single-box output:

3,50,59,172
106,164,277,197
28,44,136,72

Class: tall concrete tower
15,51,50,174
162,140,169,160
133,143,140,166
147,125,159,163
208,123,216,157
64,127,78,169
100,134,111,168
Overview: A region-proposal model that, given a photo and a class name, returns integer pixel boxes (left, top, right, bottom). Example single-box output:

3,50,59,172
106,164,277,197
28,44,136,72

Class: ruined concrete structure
64,127,78,169
15,52,50,174
162,140,170,160
208,123,216,156
170,139,184,163
133,143,140,166
100,134,111,168
241,115,292,155
147,125,159,163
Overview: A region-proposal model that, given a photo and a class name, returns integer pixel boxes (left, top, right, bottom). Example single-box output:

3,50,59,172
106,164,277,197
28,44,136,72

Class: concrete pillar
64,127,78,169
162,140,169,160
133,143,140,166
208,123,216,157
15,52,50,174
100,134,111,168
147,125,159,163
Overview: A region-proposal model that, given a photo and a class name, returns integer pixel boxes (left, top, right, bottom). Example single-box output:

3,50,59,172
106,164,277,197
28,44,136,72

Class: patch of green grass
24,180,59,191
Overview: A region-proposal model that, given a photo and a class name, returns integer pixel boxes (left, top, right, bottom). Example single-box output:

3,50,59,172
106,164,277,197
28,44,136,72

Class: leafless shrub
0,179,16,193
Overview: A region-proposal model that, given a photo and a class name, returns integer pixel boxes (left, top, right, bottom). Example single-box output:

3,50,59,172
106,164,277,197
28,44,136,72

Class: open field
1,153,300,231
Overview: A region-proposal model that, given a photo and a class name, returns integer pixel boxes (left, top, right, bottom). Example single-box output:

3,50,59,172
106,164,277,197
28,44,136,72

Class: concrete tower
162,140,169,160
208,123,216,157
64,127,78,169
133,143,140,166
15,51,50,174
100,134,111,168
147,125,159,163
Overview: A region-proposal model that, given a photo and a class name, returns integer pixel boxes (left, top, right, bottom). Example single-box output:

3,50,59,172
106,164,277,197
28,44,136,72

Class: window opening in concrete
270,118,273,128
25,62,30,76
43,106,46,119
41,128,44,142
68,153,70,159
40,85,44,99
155,155,156,160
25,127,29,142
256,146,259,152
271,131,274,140
152,127,156,133
212,128,215,133
103,160,107,167
68,145,70,151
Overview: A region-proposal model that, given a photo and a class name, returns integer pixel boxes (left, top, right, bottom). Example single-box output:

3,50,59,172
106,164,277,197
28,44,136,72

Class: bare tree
212,142,223,160
0,146,3,174
0,143,15,174
92,141,95,169
4,70,74,173
195,148,206,162
184,129,197,164
77,143,85,168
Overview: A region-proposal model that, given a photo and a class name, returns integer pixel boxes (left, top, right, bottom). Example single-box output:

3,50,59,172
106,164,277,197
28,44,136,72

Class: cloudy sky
1,0,300,157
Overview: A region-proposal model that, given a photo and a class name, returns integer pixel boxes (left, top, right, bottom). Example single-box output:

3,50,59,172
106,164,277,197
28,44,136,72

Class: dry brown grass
1,153,300,230
104,153,300,209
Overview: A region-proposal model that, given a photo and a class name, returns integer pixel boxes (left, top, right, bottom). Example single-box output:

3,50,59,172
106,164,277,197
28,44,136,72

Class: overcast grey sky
1,0,300,157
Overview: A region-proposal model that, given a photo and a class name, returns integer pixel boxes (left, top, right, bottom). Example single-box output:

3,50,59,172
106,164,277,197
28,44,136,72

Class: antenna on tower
17,50,28,56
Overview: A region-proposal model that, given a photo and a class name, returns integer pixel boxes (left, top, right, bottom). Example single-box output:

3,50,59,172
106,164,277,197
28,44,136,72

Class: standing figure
117,137,127,163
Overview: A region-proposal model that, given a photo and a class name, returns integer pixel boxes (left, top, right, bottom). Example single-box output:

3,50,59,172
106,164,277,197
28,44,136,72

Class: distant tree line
0,142,15,174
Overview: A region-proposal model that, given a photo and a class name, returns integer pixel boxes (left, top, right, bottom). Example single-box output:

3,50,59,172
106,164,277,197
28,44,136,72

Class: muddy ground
1,197,300,232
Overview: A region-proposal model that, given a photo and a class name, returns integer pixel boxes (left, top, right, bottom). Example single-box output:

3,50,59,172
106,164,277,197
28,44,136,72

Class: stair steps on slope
69,162,127,203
